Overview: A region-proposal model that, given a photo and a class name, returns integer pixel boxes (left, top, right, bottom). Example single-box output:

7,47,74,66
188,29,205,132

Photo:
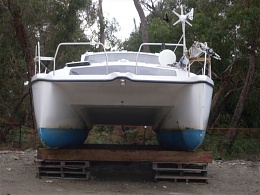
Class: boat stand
35,145,212,183
153,162,208,183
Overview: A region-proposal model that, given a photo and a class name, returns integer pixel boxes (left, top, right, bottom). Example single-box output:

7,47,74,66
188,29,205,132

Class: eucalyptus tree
123,0,259,144
176,1,260,144
133,0,150,52
98,0,105,51
223,0,260,142
0,0,96,141
122,0,177,52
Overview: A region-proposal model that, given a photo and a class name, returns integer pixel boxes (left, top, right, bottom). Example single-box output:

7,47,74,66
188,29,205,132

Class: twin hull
32,73,213,150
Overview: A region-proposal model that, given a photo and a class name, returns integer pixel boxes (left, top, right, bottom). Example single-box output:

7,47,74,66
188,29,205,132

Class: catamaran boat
31,6,220,150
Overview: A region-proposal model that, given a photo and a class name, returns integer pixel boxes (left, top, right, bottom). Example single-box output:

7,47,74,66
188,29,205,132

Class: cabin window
70,65,176,76
84,53,159,65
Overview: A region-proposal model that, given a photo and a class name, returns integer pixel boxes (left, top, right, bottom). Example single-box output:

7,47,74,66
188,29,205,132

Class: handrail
37,41,41,74
34,41,216,78
53,42,107,75
135,43,184,74
35,42,107,75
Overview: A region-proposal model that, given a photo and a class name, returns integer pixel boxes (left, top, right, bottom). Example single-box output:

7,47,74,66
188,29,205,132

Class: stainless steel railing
34,42,108,75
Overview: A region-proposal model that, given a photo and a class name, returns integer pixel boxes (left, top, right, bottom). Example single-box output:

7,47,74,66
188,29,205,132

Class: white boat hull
31,6,220,151
32,72,213,150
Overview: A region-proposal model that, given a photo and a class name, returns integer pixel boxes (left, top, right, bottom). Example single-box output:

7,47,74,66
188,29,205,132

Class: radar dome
158,49,176,66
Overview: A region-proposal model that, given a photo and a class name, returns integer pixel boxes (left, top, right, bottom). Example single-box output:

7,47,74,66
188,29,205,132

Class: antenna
172,5,194,54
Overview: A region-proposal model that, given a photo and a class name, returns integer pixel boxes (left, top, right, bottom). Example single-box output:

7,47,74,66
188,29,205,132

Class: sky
102,0,140,40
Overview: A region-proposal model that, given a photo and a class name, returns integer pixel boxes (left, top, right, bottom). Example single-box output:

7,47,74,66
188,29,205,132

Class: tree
98,0,105,51
225,0,260,142
0,0,36,141
133,0,150,52
0,0,96,141
124,0,259,136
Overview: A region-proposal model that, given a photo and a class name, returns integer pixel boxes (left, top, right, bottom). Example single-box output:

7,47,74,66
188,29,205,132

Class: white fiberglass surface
69,65,177,76
84,52,159,64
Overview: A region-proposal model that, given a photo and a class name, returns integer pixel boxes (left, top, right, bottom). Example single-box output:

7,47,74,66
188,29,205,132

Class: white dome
158,49,176,66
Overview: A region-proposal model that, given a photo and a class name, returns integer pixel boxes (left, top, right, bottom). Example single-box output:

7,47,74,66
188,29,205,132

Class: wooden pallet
35,159,90,180
35,147,212,182
153,162,208,183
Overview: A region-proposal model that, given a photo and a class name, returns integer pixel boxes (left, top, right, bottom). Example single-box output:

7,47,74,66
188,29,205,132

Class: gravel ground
0,149,259,195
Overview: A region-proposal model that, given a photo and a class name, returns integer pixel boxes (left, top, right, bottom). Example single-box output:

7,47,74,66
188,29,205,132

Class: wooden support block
154,175,208,183
153,162,208,183
36,159,90,180
37,148,212,163
36,146,212,182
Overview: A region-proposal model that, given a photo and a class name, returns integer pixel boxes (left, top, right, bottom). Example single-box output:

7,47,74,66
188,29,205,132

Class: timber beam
37,146,212,163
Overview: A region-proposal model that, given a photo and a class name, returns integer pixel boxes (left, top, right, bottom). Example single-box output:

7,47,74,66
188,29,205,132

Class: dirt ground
0,149,259,195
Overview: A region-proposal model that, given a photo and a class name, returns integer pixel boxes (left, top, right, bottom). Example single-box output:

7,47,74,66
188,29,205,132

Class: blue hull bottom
156,129,206,151
38,127,205,151
38,128,89,148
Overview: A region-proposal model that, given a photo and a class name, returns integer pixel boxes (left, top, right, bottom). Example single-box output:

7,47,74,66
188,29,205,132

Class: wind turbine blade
188,8,194,20
173,20,181,26
172,10,180,17
180,5,183,15
185,20,192,26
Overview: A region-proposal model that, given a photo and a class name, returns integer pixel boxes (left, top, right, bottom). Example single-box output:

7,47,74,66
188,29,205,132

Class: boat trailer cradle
35,145,212,183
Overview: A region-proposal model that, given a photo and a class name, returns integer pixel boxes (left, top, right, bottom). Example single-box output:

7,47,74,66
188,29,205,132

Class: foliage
201,129,260,160
124,0,260,158
0,0,113,142
0,123,40,149
120,31,142,51
87,126,158,145
0,0,259,158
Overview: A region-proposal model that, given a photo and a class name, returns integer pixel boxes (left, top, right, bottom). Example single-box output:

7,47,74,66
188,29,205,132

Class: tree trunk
6,0,35,130
208,89,235,129
133,0,150,52
98,0,105,51
0,92,29,142
226,50,256,140
208,60,237,128
210,61,236,112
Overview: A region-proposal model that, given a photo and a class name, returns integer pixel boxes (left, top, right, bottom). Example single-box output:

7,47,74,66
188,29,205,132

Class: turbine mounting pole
173,5,194,54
